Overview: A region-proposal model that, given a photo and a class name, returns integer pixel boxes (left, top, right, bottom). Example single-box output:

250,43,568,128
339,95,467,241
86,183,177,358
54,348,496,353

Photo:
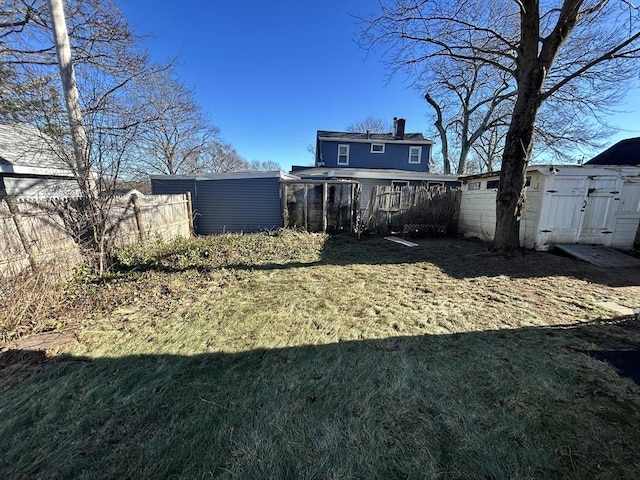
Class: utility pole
47,0,95,198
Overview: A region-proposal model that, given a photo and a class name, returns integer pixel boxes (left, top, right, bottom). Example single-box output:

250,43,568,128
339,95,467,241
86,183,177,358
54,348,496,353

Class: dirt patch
3,330,78,352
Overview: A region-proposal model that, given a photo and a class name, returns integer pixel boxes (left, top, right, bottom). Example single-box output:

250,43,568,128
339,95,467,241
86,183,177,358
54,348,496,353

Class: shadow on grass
2,317,640,479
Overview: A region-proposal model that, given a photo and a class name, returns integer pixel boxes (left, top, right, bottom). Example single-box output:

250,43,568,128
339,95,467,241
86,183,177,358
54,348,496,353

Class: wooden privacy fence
0,193,191,279
360,185,461,236
282,180,360,233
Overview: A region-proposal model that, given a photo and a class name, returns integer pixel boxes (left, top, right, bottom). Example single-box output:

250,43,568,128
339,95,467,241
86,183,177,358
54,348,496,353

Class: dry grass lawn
1,231,640,479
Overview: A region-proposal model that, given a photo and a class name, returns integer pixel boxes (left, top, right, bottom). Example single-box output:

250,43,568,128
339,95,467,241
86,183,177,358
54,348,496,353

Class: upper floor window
370,143,385,153
337,144,349,165
408,146,422,164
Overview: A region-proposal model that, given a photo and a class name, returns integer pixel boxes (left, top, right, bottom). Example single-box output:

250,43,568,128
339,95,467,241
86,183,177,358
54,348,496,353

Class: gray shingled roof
584,137,640,166
317,130,432,143
0,122,72,172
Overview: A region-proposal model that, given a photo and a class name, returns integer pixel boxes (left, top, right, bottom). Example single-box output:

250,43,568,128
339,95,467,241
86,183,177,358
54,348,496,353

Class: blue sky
119,0,640,173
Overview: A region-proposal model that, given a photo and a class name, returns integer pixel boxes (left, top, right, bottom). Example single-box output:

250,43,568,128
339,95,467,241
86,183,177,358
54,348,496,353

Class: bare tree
248,159,282,171
362,0,640,253
423,58,513,174
2,0,173,272
197,142,247,173
471,126,506,173
128,72,222,176
345,116,392,133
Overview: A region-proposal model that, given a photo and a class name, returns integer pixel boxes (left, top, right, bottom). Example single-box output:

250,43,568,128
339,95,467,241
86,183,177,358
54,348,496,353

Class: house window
468,181,481,190
392,180,409,190
427,182,444,190
408,146,422,164
370,143,385,153
337,144,349,165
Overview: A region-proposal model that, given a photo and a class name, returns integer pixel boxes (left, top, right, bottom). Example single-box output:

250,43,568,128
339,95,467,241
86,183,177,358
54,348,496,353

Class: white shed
458,165,640,250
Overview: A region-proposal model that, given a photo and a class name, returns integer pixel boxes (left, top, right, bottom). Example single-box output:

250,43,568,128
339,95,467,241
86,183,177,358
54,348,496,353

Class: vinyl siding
1,176,80,199
458,174,544,249
320,140,430,172
195,177,282,234
152,176,282,235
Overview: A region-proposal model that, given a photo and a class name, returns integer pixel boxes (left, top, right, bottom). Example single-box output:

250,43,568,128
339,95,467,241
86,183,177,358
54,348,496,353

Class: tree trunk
492,71,543,254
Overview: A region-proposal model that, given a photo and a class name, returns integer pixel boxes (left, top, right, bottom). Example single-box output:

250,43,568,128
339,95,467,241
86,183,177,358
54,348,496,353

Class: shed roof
460,164,640,181
317,130,434,145
149,170,300,182
293,166,459,182
0,123,74,177
584,137,640,166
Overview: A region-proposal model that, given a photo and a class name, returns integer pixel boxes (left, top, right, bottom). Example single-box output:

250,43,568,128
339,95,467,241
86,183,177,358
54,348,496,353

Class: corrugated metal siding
196,177,282,234
320,141,430,172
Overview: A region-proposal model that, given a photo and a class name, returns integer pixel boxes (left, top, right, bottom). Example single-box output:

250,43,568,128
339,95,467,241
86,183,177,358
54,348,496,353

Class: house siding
151,176,282,235
1,175,80,199
319,140,430,172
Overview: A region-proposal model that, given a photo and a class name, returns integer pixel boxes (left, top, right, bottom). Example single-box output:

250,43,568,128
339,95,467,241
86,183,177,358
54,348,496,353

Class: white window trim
392,180,409,190
337,144,349,165
408,146,422,164
370,143,385,153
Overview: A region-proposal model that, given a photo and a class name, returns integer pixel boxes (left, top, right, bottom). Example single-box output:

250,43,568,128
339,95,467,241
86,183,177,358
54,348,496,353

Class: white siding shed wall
459,166,640,250
458,172,545,249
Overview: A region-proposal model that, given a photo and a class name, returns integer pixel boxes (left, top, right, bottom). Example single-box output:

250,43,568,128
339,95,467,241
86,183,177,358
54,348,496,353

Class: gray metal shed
150,171,297,235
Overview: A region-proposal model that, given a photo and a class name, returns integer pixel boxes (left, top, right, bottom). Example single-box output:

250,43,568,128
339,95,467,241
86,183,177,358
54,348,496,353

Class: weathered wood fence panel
360,186,461,236
283,181,360,233
0,194,191,279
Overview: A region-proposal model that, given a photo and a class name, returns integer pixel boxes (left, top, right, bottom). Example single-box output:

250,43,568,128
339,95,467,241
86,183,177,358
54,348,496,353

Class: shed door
540,175,619,245
577,176,619,245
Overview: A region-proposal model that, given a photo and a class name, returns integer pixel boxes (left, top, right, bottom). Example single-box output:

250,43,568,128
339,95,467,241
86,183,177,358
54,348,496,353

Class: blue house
292,118,459,209
314,118,433,172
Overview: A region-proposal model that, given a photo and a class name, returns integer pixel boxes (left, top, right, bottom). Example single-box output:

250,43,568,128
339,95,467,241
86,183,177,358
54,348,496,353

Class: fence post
131,193,146,242
5,196,38,272
322,182,328,233
303,185,308,231
185,191,194,236
280,183,288,229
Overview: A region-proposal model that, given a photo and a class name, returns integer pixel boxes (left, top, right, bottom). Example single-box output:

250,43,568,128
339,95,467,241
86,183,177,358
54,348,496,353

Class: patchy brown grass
1,231,640,479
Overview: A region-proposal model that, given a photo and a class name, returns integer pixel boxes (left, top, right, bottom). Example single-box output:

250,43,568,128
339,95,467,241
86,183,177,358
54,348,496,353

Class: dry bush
0,262,80,342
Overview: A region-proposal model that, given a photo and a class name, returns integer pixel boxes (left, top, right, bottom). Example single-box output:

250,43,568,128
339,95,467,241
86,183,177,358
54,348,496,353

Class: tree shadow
1,316,640,479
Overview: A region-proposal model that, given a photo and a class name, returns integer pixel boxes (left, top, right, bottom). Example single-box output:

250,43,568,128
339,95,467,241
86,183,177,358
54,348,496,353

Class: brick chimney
396,118,406,140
